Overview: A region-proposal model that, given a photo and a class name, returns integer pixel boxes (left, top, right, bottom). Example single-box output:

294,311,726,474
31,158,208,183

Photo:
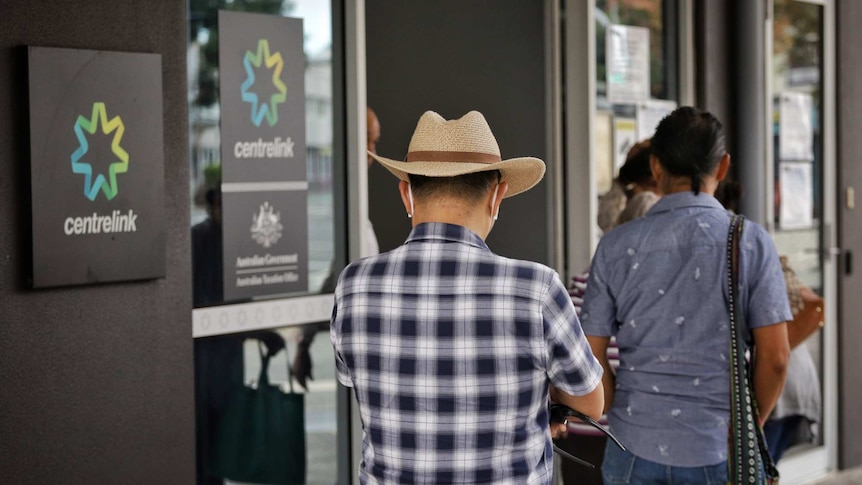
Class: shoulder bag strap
727,214,779,485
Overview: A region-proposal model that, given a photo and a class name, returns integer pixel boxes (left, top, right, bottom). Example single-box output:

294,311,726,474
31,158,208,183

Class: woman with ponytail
580,107,792,484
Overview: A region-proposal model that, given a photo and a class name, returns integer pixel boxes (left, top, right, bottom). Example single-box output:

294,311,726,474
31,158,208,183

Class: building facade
0,0,859,483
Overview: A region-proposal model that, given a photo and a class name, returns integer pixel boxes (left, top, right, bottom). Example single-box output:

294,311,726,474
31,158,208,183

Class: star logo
70,102,129,201
240,39,287,127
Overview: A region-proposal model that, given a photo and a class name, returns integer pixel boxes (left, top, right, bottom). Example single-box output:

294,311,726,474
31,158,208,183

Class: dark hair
618,139,654,188
408,170,501,202
651,106,726,195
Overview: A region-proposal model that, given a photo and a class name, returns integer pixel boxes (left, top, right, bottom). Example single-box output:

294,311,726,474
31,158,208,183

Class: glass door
768,0,837,480
187,1,351,483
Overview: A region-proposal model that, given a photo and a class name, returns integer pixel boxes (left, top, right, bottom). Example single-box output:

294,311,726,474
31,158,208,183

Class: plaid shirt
331,222,602,485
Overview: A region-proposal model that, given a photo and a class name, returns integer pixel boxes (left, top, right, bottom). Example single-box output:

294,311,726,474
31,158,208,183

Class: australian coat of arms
250,201,283,248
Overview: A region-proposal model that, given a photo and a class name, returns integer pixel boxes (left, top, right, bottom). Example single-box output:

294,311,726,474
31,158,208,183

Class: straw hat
369,110,546,198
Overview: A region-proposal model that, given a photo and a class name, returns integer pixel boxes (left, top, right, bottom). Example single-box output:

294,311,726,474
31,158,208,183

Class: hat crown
407,111,501,156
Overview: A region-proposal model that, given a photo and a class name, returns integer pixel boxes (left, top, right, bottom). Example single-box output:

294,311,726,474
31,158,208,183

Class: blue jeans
601,441,728,485
764,415,807,462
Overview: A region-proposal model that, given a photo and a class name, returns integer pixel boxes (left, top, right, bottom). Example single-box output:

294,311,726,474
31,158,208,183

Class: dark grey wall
837,0,862,470
0,1,195,483
366,0,550,264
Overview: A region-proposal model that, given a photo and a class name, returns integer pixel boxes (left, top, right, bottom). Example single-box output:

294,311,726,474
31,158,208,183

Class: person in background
332,110,604,484
582,107,791,484
191,184,286,484
364,107,382,256
294,108,385,388
561,139,659,485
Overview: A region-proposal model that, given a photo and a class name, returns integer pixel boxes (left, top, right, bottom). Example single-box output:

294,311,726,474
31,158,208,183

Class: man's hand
550,420,569,440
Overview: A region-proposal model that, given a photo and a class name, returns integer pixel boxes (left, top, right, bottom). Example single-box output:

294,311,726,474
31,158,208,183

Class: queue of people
330,106,821,485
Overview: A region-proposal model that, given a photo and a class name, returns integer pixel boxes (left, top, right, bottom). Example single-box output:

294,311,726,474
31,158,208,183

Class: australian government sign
218,11,308,300
27,47,166,288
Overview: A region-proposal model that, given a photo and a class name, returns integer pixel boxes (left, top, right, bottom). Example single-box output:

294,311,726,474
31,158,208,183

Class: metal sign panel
27,47,166,288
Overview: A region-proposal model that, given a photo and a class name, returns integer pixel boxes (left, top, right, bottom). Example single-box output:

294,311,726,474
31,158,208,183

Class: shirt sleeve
330,291,354,388
742,223,794,329
580,244,617,337
542,272,603,396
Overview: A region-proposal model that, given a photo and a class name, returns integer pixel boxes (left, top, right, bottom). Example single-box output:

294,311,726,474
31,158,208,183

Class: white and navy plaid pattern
331,222,602,485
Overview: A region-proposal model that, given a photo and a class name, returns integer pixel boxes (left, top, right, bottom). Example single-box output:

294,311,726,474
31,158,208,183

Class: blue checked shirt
581,192,792,467
331,222,603,485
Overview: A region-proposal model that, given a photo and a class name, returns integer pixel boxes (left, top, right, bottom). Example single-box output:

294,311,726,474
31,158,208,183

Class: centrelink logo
71,102,128,200
65,102,137,236
241,39,287,127
234,39,295,160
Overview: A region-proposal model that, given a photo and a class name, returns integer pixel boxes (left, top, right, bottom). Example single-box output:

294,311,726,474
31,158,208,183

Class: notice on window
595,111,614,194
636,99,677,140
606,25,651,105
778,92,815,161
613,117,638,172
779,162,814,230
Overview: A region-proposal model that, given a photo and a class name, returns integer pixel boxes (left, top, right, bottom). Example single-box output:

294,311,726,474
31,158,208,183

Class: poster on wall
636,99,677,140
613,117,638,172
778,91,815,161
218,10,308,301
606,25,651,105
27,47,166,288
779,162,814,230
595,111,614,194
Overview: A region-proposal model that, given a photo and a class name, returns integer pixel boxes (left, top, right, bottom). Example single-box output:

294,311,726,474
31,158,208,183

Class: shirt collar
647,191,726,215
405,222,490,251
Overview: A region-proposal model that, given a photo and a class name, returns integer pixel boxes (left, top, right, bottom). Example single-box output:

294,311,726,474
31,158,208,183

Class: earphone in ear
490,184,500,221
407,184,414,218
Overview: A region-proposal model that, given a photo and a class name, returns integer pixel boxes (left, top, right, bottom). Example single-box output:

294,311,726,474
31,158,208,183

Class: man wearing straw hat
331,110,604,484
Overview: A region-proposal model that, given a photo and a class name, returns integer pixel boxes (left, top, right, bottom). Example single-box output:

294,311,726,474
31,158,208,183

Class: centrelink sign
28,47,166,288
218,11,308,301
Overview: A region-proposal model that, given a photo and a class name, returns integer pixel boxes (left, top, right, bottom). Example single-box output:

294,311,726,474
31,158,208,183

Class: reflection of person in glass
191,184,287,484
331,110,604,484
295,108,384,389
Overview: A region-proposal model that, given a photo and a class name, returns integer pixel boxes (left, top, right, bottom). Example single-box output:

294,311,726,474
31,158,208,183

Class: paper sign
613,117,638,172
636,99,677,140
595,111,614,194
779,162,814,230
606,25,651,104
778,92,815,161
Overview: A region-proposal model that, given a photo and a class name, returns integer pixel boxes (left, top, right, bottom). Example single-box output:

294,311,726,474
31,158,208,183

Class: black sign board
218,11,309,300
27,47,166,288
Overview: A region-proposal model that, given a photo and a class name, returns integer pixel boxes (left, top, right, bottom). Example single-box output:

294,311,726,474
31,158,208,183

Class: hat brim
369,151,546,198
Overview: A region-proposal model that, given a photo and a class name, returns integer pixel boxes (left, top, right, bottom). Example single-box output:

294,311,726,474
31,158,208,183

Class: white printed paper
613,117,638,172
778,92,815,161
779,162,814,230
606,25,651,104
636,99,677,140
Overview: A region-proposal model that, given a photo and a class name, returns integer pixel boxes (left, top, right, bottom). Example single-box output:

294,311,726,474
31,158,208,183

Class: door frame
766,0,839,482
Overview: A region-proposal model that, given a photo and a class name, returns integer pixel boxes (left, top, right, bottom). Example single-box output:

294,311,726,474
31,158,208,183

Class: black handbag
213,341,307,485
726,214,779,485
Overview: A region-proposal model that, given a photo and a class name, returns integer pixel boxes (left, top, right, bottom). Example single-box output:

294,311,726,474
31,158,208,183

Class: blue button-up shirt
332,222,602,484
581,192,791,467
